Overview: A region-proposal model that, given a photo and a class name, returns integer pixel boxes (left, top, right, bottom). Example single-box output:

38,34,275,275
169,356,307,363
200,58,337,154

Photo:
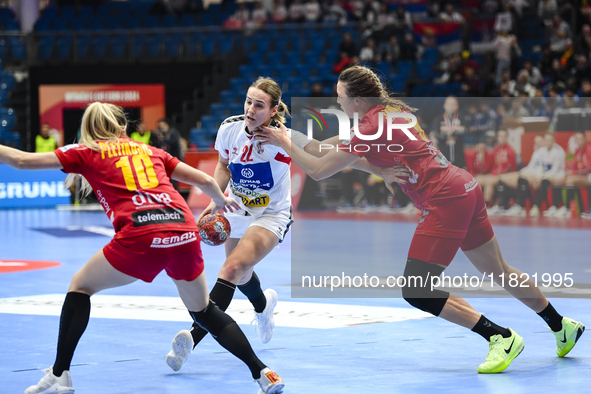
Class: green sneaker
477,328,524,373
553,317,585,357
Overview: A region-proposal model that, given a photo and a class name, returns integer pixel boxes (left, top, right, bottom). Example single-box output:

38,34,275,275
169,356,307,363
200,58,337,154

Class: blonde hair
338,65,416,112
250,77,290,123
65,102,128,196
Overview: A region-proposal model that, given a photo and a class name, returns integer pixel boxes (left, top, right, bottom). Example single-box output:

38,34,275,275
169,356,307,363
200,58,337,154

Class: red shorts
408,168,494,267
103,231,204,282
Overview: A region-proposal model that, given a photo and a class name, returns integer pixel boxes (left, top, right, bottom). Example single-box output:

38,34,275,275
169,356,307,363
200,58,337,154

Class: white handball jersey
522,143,566,179
215,115,292,216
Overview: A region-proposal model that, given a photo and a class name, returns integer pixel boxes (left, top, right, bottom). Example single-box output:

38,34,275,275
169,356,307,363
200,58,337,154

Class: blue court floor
0,208,589,393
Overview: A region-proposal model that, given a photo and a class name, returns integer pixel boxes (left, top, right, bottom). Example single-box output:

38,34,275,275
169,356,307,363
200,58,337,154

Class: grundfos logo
303,108,418,153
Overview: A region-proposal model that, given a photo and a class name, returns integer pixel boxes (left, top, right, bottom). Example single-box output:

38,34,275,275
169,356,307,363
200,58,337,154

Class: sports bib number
116,155,159,191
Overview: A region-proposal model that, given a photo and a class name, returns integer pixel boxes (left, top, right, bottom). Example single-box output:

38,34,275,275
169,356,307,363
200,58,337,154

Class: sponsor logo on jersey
464,178,478,192
151,232,196,248
58,144,80,153
233,191,271,207
132,208,185,227
229,162,274,191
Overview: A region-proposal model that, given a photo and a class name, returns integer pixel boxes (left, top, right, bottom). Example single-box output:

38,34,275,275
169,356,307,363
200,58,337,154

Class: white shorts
225,207,293,242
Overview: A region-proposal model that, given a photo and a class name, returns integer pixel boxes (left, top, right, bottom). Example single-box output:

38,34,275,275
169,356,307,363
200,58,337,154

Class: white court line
0,294,432,329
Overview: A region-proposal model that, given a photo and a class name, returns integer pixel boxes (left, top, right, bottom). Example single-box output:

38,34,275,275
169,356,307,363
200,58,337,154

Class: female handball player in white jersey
254,65,584,374
0,102,285,394
166,76,412,371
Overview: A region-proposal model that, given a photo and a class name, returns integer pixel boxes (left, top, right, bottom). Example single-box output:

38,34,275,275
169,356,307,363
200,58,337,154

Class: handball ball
198,214,231,246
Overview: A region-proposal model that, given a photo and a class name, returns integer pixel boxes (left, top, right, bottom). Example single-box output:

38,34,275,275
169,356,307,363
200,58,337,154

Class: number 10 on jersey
116,155,159,191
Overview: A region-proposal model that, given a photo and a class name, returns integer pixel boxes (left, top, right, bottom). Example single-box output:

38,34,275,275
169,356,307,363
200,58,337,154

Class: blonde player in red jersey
0,102,285,394
254,65,584,374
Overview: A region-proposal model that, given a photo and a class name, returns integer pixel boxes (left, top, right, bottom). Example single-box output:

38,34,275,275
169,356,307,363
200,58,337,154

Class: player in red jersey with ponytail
255,65,584,374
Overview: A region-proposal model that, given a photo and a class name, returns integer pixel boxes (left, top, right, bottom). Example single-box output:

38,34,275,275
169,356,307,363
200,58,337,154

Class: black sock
190,278,236,348
53,292,91,377
565,186,576,208
238,272,267,313
552,186,562,208
471,315,511,341
537,302,564,332
190,302,266,379
497,181,509,209
517,178,530,207
535,179,551,207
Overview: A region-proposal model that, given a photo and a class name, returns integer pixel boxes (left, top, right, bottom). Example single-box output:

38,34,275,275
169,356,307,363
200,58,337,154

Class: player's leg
26,249,137,394
172,274,284,393
463,228,585,358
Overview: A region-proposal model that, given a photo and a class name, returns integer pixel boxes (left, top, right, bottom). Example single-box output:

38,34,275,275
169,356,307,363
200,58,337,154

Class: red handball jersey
55,137,197,239
469,150,494,175
567,144,591,175
491,143,517,176
338,105,460,207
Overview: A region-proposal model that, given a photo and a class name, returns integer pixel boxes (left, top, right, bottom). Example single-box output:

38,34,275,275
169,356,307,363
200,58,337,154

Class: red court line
295,211,591,229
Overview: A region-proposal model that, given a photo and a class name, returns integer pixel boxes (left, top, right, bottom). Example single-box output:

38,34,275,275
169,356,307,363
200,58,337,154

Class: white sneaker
256,367,285,394
254,289,278,344
554,205,570,218
165,329,194,372
503,204,526,217
543,205,558,217
486,205,503,216
25,367,74,394
529,205,540,217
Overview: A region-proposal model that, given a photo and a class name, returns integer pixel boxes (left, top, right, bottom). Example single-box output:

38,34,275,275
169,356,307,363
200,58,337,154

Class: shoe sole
558,322,585,357
257,383,285,394
478,337,525,374
260,289,278,344
25,383,74,394
166,330,193,371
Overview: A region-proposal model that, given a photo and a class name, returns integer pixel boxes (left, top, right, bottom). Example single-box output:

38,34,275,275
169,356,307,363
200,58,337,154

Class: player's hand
197,200,216,223
379,166,411,184
254,122,290,148
211,196,241,214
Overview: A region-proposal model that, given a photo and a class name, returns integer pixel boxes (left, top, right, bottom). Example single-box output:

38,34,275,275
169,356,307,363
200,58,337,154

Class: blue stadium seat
229,103,244,115
201,38,215,55
110,35,127,58
258,65,273,78
239,64,257,79
8,36,25,60
285,50,301,64
90,36,109,58
219,37,234,54
38,36,54,59
220,90,235,104
200,115,218,129
210,102,226,118
376,62,391,77
165,33,184,57
55,36,73,59
180,14,196,27
230,77,248,92
131,34,146,57
146,34,164,57
162,15,178,28
256,37,271,53
78,6,94,19
60,6,76,19
295,64,313,78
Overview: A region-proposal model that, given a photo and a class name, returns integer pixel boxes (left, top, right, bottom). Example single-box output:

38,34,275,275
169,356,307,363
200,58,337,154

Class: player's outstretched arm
0,144,62,170
290,130,411,183
171,161,239,213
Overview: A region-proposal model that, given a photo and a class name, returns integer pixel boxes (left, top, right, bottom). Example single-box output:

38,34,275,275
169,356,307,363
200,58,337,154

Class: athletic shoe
553,317,585,357
165,329,194,372
477,328,524,373
581,211,591,220
529,205,540,217
256,367,285,394
543,205,558,217
503,205,526,217
486,205,504,216
25,367,74,394
254,289,278,344
554,206,570,218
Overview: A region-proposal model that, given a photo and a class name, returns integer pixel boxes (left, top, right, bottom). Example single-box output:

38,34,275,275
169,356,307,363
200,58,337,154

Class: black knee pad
402,258,450,316
189,301,234,338
518,177,529,192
